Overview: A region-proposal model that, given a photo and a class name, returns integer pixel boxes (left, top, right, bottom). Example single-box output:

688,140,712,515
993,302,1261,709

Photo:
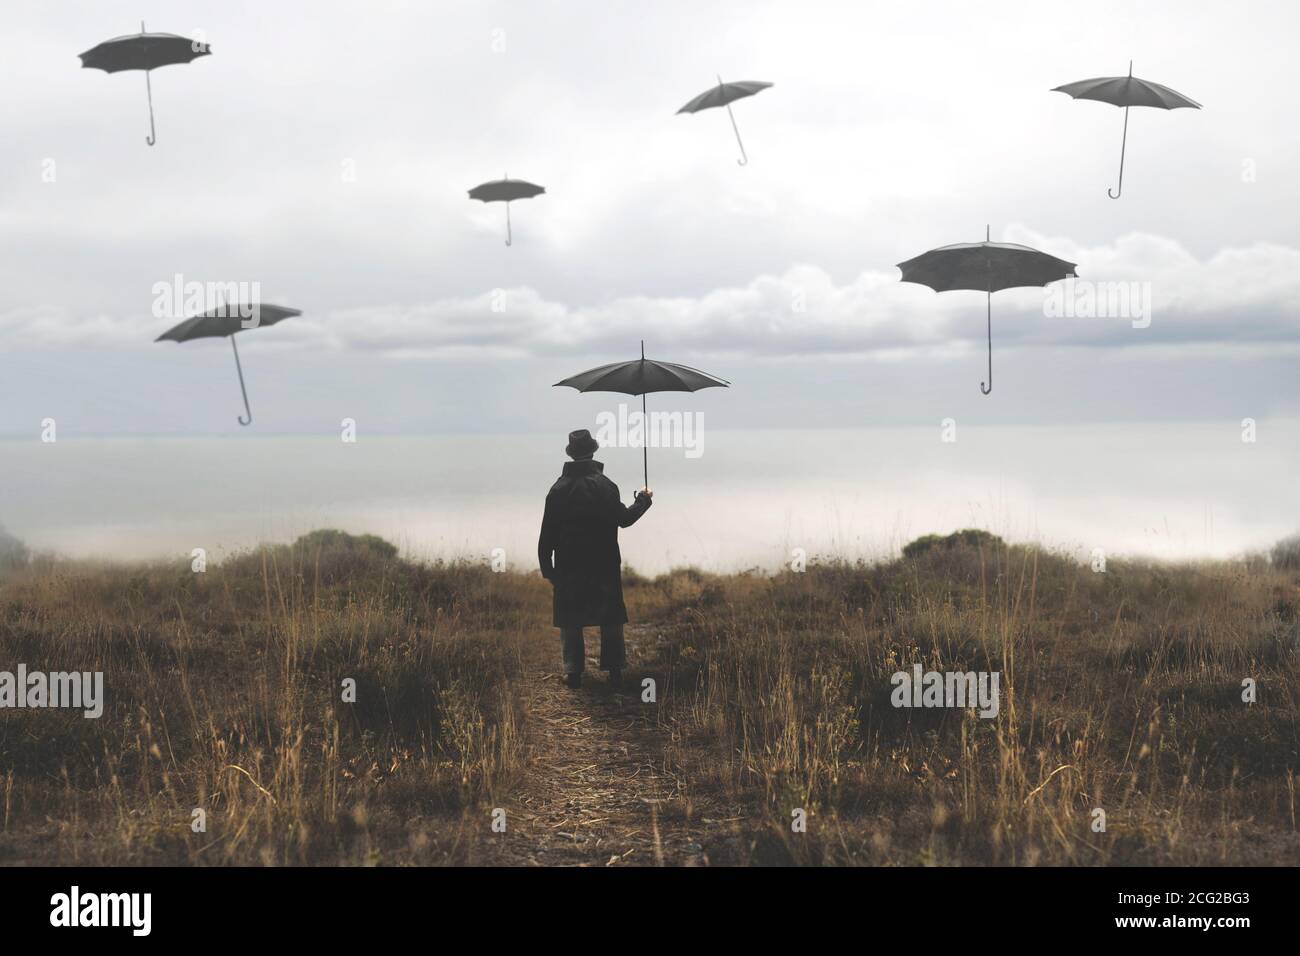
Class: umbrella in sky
79,21,211,146
554,342,729,489
1052,61,1201,199
156,303,300,426
677,76,773,166
468,176,545,246
897,227,1077,396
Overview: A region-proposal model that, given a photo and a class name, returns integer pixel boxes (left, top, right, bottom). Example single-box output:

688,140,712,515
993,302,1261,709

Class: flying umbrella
79,21,211,146
468,175,545,246
554,342,729,488
1052,61,1201,199
897,227,1076,396
677,75,773,166
155,303,300,426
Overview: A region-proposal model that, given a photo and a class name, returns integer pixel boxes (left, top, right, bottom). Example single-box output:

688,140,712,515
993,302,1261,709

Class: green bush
1272,532,1300,570
902,528,1005,559
0,522,28,571
291,528,399,560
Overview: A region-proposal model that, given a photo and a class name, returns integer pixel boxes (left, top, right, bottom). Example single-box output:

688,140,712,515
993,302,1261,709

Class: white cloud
6,231,1298,359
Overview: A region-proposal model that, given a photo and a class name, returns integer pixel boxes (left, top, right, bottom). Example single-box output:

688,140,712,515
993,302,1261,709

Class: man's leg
560,627,585,675
597,621,626,672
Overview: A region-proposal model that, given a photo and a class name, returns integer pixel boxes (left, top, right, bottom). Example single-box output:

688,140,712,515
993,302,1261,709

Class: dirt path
480,623,729,866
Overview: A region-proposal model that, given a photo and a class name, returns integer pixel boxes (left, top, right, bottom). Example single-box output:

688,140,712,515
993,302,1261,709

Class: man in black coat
538,429,653,688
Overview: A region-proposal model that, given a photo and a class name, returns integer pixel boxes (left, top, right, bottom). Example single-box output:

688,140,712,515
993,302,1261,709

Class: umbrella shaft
981,290,993,395
1109,105,1130,199
724,102,749,165
143,68,156,145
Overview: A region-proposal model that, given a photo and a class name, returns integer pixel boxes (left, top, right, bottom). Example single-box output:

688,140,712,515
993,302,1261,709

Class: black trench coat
537,459,651,628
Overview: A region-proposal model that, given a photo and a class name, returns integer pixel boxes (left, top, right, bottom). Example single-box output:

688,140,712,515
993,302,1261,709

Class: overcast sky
2,0,1298,436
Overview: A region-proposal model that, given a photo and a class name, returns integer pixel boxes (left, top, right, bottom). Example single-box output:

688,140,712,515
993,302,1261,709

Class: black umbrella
677,76,773,166
897,227,1077,395
1052,61,1201,199
554,342,729,488
79,22,211,146
156,303,300,426
468,175,545,246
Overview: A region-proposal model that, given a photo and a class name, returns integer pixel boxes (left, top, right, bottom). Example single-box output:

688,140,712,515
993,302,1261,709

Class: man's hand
638,487,653,499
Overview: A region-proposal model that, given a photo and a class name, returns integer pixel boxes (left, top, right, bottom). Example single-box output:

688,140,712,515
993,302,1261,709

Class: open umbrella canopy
898,228,1076,395
155,304,300,343
156,303,300,427
1053,72,1201,110
677,76,772,165
897,239,1077,294
468,176,545,246
79,29,209,73
676,79,773,114
467,178,545,203
554,342,729,487
555,358,729,396
79,22,211,145
1053,61,1200,198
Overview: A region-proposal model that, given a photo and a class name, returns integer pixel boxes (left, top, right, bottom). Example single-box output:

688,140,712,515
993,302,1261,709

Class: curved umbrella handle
1108,104,1130,199
231,335,253,426
504,201,512,246
144,69,157,147
980,290,993,395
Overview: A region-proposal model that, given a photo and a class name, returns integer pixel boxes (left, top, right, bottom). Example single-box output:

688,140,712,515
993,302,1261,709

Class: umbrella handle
724,101,749,166
144,69,157,146
980,290,993,395
231,335,253,426
1107,104,1129,199
642,391,649,490
504,202,512,246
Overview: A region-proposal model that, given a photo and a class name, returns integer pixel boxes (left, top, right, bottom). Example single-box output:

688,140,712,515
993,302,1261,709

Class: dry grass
634,540,1300,865
2,529,1297,866
0,531,534,865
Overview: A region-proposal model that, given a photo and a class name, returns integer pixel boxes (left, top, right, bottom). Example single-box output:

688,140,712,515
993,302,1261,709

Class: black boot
607,667,622,689
564,672,582,689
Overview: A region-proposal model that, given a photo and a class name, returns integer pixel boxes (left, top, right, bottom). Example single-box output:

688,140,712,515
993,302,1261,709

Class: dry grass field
1,528,1297,866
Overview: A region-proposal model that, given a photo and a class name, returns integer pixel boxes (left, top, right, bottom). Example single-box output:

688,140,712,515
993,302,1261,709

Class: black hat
565,429,599,459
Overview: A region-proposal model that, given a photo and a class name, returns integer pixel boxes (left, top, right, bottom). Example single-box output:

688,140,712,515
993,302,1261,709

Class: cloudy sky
2,0,1298,437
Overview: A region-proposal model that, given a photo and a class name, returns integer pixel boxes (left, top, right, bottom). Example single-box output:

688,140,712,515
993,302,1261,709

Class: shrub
902,528,1005,559
0,523,28,572
292,528,399,560
1271,532,1300,570
622,564,650,588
